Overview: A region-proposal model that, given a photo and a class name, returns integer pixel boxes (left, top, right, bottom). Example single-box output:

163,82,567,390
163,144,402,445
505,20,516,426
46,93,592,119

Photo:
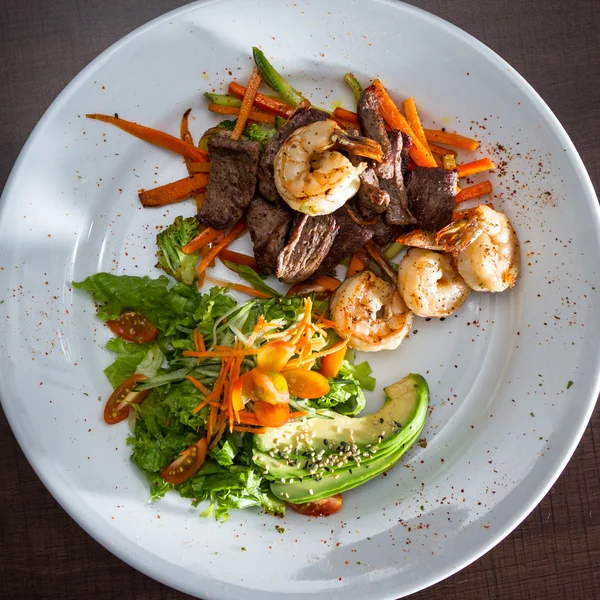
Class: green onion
204,92,242,107
252,47,304,107
344,73,363,104
383,241,405,260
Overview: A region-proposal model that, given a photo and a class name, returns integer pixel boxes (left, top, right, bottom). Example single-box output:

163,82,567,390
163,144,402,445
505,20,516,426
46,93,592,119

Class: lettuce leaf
304,365,366,416
222,261,282,297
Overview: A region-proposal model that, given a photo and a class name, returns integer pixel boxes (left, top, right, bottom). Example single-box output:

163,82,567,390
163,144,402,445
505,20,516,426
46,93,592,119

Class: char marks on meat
257,107,329,202
198,136,260,230
406,167,459,232
276,214,338,284
316,207,374,275
369,218,401,247
357,89,393,179
247,197,293,275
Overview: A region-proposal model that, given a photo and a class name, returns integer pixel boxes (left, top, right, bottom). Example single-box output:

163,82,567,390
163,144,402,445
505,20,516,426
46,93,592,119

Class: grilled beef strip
197,136,260,230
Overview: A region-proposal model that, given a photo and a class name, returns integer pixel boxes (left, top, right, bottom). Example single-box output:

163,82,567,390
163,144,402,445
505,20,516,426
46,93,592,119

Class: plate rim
1,0,599,598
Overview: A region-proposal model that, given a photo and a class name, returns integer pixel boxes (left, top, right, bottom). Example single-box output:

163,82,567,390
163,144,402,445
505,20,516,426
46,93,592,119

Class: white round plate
1,0,599,598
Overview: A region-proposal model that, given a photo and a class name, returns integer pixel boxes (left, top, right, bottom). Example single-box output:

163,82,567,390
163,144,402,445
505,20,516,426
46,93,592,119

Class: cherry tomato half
319,345,347,378
231,373,254,412
253,400,290,427
160,437,208,485
283,369,330,399
107,311,159,343
288,494,343,517
250,369,290,405
104,373,150,424
257,341,295,372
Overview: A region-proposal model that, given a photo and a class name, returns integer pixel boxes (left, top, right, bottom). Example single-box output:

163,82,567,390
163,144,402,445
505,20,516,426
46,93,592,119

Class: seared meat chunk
198,136,260,230
316,207,374,275
357,89,392,179
258,108,329,202
276,214,338,284
355,168,390,220
247,197,293,275
406,167,459,232
380,178,416,227
369,219,402,247
400,132,413,181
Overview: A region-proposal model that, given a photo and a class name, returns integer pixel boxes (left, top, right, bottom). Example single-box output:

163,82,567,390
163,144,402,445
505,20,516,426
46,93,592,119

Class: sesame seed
309,489,314,495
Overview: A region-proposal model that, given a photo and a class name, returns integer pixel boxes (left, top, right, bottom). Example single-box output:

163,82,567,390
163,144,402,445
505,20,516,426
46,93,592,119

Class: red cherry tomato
160,438,208,485
107,311,159,343
283,369,330,399
288,494,343,517
104,374,150,424
253,400,290,427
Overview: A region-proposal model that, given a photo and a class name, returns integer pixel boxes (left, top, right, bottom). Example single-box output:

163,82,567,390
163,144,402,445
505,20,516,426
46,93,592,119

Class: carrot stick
218,249,259,270
423,129,480,152
402,98,435,163
228,81,295,118
207,103,275,125
455,180,493,204
205,276,273,299
456,158,495,178
427,142,457,157
313,275,341,292
369,81,437,168
332,107,360,126
196,222,246,275
193,330,206,353
195,192,207,211
182,226,224,255
187,162,211,174
138,173,209,207
232,68,262,141
186,375,210,396
347,252,365,277
86,113,209,163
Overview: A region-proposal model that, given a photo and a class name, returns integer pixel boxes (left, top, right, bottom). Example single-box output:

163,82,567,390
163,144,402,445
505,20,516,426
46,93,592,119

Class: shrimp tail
436,217,486,256
396,230,446,251
332,128,384,161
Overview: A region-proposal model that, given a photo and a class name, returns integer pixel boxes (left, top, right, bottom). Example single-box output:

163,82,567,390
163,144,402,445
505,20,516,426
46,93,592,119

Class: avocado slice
252,374,428,503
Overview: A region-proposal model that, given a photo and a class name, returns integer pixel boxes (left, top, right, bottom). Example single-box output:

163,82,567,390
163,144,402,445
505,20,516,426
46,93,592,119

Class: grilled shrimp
397,248,470,318
274,119,383,216
397,205,520,293
436,205,520,292
330,271,413,352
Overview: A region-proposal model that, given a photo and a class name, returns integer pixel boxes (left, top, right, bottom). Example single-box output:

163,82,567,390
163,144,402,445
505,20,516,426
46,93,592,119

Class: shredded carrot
218,249,259,270
209,420,227,449
423,129,480,152
347,252,365,277
196,222,246,275
284,338,349,370
193,330,206,352
184,348,260,359
245,316,266,348
332,107,360,127
312,313,337,329
86,114,209,163
369,80,437,168
456,158,495,178
232,425,267,434
229,81,294,118
182,226,224,255
205,276,273,299
290,298,313,346
192,399,211,413
427,142,457,157
138,173,209,207
456,180,493,204
402,98,435,163
186,375,210,396
232,68,263,141
237,411,261,425
207,103,275,125
312,275,341,292
290,411,309,419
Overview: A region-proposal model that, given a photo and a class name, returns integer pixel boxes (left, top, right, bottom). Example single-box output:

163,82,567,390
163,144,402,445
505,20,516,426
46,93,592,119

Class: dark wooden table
1,0,599,598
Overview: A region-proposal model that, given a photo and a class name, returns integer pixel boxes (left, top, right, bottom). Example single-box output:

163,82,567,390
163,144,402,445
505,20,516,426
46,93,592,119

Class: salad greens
76,273,375,520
